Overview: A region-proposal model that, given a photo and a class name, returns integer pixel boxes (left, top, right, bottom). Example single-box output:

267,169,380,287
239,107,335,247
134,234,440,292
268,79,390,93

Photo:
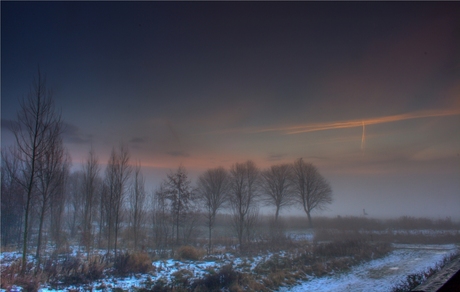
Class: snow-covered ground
2,236,458,292
279,244,458,292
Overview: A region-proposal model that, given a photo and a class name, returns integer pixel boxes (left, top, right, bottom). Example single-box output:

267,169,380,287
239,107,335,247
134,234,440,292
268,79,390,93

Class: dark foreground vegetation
2,215,459,291
1,238,392,292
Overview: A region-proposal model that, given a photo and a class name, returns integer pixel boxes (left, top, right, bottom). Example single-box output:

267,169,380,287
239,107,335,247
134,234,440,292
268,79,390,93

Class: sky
2,2,460,219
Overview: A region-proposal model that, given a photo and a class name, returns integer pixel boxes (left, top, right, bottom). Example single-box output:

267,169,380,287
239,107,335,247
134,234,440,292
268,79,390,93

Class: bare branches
104,145,131,256
130,162,146,250
197,167,230,253
260,163,294,222
229,160,260,250
8,70,63,272
292,158,333,228
162,165,195,246
82,148,100,258
35,128,69,263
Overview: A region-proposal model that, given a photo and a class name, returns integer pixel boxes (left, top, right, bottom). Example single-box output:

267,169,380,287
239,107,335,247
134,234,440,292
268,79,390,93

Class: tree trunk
36,200,47,268
208,219,212,255
275,206,280,223
22,189,32,273
307,212,313,228
114,208,119,258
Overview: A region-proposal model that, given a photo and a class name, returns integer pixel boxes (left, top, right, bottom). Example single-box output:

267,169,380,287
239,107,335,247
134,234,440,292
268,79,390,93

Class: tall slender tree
1,149,25,248
130,162,146,250
82,148,100,258
49,151,70,249
104,145,131,256
152,185,171,248
35,132,68,265
197,167,230,254
9,71,62,271
228,160,260,250
65,171,84,240
162,165,194,246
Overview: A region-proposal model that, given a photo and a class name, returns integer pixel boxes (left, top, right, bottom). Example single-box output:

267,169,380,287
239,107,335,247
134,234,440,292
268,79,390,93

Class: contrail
361,121,366,151
203,108,460,136
250,108,460,135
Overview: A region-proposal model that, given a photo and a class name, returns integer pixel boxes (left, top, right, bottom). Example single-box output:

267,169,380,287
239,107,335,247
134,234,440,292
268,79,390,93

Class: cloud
266,153,285,161
129,137,147,144
166,150,190,158
62,122,92,144
1,119,15,132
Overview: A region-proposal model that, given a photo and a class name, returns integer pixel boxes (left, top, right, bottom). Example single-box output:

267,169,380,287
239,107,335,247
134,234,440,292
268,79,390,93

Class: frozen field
1,243,458,291
279,244,458,292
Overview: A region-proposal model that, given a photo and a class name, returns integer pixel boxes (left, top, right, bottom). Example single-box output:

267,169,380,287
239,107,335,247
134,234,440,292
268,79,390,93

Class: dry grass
1,260,43,291
175,245,204,261
113,251,153,276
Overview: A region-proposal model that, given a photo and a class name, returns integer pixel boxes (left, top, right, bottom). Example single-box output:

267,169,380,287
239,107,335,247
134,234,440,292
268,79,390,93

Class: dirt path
279,244,458,292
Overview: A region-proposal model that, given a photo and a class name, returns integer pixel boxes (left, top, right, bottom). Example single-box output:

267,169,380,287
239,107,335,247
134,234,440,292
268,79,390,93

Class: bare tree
35,133,68,264
104,145,131,256
228,160,260,250
260,163,294,223
151,185,171,249
65,171,84,240
244,206,259,243
1,149,25,248
197,167,230,254
162,165,195,246
49,152,70,250
9,71,62,271
81,148,100,258
98,181,110,249
291,158,333,228
130,162,147,250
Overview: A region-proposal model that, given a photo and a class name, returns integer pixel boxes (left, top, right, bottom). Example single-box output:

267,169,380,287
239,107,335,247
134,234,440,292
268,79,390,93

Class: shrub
113,252,153,276
48,255,107,286
192,264,241,291
175,246,203,261
0,260,42,291
171,269,194,288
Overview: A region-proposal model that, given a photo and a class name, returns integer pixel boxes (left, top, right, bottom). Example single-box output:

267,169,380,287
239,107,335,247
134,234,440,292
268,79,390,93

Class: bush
193,264,240,291
113,252,153,276
171,269,194,288
0,260,42,291
48,255,107,286
175,246,203,261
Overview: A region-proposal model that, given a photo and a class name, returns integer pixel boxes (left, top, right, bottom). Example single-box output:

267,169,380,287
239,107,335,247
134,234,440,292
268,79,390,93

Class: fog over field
3,1,459,219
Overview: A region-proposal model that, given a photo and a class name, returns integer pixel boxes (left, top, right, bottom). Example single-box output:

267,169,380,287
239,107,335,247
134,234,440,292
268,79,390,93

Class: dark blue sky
2,2,460,218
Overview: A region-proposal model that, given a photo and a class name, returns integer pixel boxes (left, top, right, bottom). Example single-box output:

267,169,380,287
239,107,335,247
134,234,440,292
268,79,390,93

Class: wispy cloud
266,153,285,161
129,137,147,144
62,122,92,144
166,150,190,158
251,108,460,135
1,118,15,131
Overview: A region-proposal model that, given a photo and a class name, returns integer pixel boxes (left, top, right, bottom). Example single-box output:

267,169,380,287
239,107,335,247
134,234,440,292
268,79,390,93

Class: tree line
1,72,332,272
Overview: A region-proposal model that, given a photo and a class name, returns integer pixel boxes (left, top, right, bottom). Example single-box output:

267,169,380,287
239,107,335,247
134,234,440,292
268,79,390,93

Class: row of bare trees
1,72,333,271
196,159,333,253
